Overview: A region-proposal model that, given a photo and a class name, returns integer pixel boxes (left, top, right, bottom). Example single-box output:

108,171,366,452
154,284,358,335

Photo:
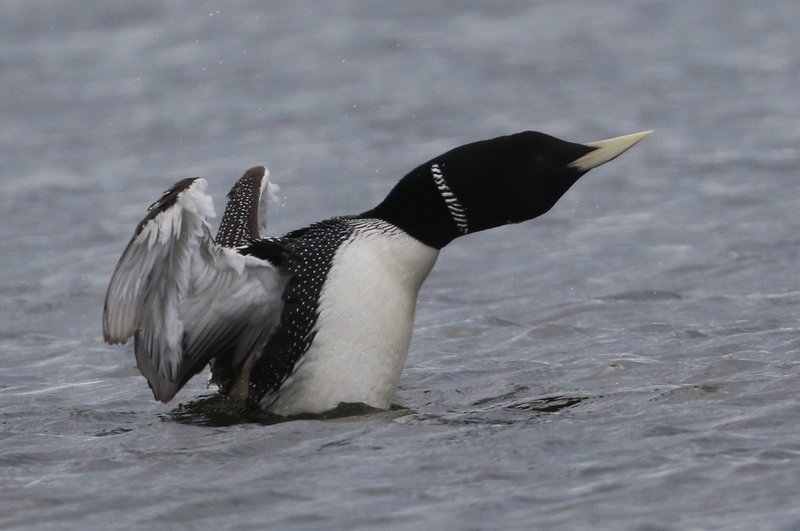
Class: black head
364,130,650,248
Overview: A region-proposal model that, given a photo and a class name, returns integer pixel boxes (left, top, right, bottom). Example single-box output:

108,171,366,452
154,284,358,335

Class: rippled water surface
2,1,800,529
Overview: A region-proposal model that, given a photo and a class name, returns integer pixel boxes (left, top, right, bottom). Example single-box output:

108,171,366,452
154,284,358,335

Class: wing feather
103,177,287,402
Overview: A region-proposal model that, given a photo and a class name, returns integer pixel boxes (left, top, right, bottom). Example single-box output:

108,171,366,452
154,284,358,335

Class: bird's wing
215,165,280,247
103,177,287,402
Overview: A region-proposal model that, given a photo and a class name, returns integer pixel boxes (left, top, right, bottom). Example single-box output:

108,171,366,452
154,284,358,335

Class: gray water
2,1,799,529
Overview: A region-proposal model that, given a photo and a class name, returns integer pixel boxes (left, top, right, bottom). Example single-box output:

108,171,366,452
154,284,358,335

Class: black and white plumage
103,130,650,416
215,166,278,248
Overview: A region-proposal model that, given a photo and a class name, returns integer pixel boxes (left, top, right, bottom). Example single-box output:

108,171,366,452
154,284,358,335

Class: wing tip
102,314,131,345
152,386,178,403
103,335,130,345
138,361,181,403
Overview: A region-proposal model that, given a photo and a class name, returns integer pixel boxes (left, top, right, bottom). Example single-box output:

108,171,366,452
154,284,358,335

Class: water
2,1,800,529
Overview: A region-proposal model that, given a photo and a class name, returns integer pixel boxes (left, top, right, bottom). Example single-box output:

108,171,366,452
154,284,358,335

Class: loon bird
103,130,650,416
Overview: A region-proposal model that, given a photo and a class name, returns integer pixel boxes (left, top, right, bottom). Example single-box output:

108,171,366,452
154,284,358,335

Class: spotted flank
243,218,355,406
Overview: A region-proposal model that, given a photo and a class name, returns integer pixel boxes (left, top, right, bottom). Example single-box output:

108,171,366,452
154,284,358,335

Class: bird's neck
362,163,465,249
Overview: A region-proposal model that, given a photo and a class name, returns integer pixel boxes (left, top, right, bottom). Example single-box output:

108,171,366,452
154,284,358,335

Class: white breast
264,221,439,415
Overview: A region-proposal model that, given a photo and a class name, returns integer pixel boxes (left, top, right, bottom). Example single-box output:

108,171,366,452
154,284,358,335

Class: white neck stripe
431,164,468,234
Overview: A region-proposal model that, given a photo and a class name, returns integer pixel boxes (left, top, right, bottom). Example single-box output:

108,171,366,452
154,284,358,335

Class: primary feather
103,171,287,402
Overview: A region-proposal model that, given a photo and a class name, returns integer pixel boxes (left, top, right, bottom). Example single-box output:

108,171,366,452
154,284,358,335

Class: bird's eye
534,156,546,169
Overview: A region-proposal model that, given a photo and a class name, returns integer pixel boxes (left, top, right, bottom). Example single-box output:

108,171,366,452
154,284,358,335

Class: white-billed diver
103,130,651,415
